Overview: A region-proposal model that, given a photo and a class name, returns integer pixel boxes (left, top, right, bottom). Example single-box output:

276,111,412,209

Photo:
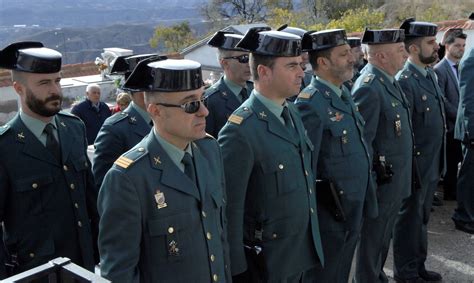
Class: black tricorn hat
347,37,362,48
123,59,203,92
0,41,61,73
236,27,302,57
277,24,307,37
110,53,162,77
400,18,437,38
109,55,130,74
302,29,348,52
362,29,405,45
121,55,168,92
207,31,244,51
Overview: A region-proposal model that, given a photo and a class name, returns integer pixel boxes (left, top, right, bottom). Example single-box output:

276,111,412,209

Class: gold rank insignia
155,190,167,209
422,95,427,101
17,132,25,140
364,76,371,83
228,114,243,125
114,156,133,168
298,92,311,99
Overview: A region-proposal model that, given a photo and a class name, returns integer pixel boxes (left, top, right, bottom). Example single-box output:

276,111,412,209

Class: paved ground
349,198,474,282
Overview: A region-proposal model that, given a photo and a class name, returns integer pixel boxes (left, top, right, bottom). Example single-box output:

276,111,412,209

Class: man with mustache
393,19,446,283
294,29,375,283
98,59,231,282
218,27,323,282
205,31,253,138
0,42,99,279
352,29,412,283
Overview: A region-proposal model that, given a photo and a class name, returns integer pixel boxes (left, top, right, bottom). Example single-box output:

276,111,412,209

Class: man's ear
13,81,24,96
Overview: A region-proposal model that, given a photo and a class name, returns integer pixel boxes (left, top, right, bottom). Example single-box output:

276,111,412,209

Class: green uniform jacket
295,77,377,225
0,112,98,278
397,64,446,185
93,104,151,188
98,133,231,283
205,77,253,138
352,64,414,202
218,93,324,280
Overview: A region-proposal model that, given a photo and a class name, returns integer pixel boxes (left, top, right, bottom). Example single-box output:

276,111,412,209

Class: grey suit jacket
434,57,459,132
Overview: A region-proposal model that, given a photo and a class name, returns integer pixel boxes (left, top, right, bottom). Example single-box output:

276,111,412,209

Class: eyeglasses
156,98,207,114
223,54,249,64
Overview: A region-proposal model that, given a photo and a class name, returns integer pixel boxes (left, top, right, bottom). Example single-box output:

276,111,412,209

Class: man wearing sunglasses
205,31,253,138
98,59,231,282
218,27,323,282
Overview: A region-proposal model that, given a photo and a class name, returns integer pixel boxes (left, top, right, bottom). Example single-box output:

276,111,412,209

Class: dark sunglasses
223,54,249,64
156,98,207,114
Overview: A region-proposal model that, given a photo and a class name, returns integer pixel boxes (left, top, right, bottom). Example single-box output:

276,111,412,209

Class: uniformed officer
294,29,375,283
351,29,413,283
205,31,253,138
98,59,231,283
453,41,474,234
277,25,313,96
93,54,166,189
393,19,446,283
0,42,98,278
218,27,324,282
343,37,364,90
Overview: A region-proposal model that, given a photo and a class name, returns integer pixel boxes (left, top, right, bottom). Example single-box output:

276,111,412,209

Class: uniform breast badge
168,240,180,256
330,112,344,122
394,119,402,136
155,190,167,209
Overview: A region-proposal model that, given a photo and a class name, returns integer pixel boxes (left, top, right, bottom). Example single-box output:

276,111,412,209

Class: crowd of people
0,16,473,283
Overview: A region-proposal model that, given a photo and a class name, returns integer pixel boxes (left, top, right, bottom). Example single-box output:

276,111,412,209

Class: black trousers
444,132,462,199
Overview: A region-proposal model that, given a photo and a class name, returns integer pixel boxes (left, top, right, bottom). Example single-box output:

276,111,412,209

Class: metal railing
1,257,109,283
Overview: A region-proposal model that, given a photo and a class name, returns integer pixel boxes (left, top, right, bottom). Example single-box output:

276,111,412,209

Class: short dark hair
250,53,276,81
11,70,27,84
308,48,332,71
404,37,423,52
445,32,467,45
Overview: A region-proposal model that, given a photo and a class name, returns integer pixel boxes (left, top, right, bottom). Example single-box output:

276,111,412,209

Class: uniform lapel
408,64,435,95
56,115,80,164
217,78,241,113
313,79,352,115
191,141,209,198
146,134,201,200
12,115,58,166
370,66,404,104
250,95,299,146
127,106,151,138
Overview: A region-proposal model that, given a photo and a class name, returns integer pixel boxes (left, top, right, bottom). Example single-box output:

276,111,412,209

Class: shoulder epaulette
227,106,253,125
0,124,11,135
109,111,129,125
58,111,81,120
297,85,317,99
362,73,375,84
114,146,148,169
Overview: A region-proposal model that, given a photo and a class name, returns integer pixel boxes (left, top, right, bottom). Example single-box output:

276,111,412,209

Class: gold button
278,164,284,170
213,274,218,282
210,254,215,262
310,208,315,214
84,162,88,167
74,203,79,209
339,190,344,195
63,165,68,171
343,130,347,134
78,221,82,227
168,227,174,234
202,211,207,218
426,107,430,111
70,183,75,190
417,151,421,156
309,188,312,194
138,147,145,152
29,253,35,258
206,232,212,240
272,233,277,239
396,114,400,118
32,183,38,189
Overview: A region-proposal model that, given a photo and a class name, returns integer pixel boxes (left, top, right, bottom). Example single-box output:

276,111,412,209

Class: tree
322,6,385,32
149,22,197,53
